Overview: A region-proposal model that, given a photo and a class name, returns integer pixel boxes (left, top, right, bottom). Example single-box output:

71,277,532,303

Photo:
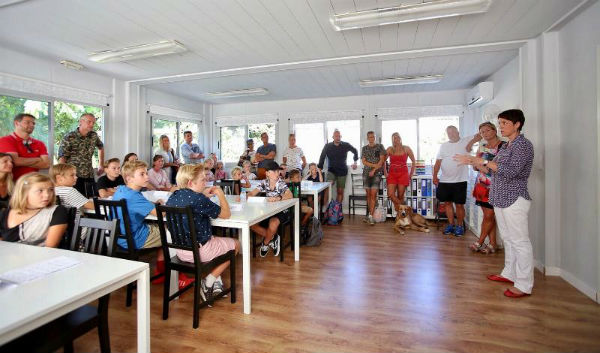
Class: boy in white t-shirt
433,126,481,237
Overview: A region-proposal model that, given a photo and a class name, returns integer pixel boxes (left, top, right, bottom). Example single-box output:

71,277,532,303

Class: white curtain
289,110,363,123
376,105,464,120
215,113,278,127
0,72,110,106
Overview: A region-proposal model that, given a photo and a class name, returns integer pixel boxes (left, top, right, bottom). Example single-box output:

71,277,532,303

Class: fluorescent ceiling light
359,75,443,88
331,0,492,31
206,88,269,98
88,40,187,63
60,60,84,71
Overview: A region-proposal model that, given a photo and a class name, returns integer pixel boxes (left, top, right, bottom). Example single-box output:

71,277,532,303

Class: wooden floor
75,216,600,352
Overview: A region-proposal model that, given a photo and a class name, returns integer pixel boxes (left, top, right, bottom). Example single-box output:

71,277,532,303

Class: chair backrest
350,174,365,195
216,179,241,195
84,181,100,198
71,213,118,256
155,204,201,265
58,206,79,250
93,197,136,253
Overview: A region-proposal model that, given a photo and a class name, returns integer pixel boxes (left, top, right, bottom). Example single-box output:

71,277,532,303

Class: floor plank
74,216,600,352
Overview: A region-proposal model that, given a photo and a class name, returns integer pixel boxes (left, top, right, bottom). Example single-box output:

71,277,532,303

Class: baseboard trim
534,259,545,273
558,268,598,303
545,266,561,276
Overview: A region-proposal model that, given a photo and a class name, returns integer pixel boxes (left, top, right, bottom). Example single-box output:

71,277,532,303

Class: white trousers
494,197,533,294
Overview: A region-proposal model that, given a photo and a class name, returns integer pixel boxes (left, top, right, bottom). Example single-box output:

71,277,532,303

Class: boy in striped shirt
50,163,95,212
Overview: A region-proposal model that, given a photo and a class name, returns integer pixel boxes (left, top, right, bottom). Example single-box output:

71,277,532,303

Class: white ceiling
0,0,583,103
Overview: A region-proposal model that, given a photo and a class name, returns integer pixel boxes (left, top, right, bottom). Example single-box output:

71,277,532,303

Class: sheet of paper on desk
0,256,80,285
142,191,170,203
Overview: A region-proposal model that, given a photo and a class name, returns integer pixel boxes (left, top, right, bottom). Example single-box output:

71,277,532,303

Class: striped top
55,186,89,209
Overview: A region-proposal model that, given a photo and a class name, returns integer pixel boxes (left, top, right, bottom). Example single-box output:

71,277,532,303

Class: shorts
436,182,467,204
387,172,409,186
326,172,347,189
258,209,291,228
475,200,494,209
142,224,162,248
176,236,238,263
362,174,381,189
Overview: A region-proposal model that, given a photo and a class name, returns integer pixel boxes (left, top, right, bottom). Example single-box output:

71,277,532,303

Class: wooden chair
0,215,118,353
155,204,236,329
84,181,100,198
93,197,163,307
348,173,368,215
215,179,241,195
58,206,79,250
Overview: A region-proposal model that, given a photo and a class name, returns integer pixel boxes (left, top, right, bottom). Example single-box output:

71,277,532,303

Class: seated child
204,159,215,182
288,169,313,226
247,160,292,257
51,163,94,211
214,161,227,180
304,163,327,213
0,173,68,247
167,164,240,300
231,166,250,188
148,155,177,192
242,160,256,181
113,160,193,288
97,158,125,198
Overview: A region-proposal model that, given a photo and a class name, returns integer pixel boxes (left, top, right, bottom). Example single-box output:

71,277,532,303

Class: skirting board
545,267,599,304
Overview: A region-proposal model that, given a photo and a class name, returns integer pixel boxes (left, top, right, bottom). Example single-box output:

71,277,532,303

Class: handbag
372,202,387,223
472,182,490,202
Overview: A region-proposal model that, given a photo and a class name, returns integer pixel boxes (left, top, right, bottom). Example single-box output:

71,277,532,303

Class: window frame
150,114,203,160
0,89,108,164
218,122,279,167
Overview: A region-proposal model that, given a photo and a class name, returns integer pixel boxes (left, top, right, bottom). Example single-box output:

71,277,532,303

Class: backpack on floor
303,217,323,246
325,200,344,225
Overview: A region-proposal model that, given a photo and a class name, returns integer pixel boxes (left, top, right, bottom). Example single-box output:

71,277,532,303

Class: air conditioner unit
466,82,493,108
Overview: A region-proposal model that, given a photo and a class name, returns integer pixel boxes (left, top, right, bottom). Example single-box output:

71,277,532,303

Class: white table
0,242,150,352
300,182,332,220
168,197,300,314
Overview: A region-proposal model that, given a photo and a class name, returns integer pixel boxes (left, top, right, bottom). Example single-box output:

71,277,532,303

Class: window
294,123,325,164
326,120,361,165
150,116,202,160
418,116,460,164
53,101,104,167
379,115,460,164
380,120,418,153
0,94,50,146
219,123,277,164
292,119,362,166
220,126,247,164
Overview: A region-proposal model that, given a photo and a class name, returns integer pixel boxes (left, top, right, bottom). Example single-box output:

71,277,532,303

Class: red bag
472,183,490,203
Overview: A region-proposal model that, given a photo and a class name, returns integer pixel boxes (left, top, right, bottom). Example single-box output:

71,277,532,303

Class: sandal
469,242,485,252
481,244,497,254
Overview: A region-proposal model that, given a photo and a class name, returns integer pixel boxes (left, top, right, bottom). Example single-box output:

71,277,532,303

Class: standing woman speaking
454,109,534,298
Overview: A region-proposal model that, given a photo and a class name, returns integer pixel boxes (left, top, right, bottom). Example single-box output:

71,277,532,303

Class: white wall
556,0,600,298
212,89,466,211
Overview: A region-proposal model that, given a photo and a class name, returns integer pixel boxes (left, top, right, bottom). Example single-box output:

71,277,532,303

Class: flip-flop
504,288,530,298
487,274,514,284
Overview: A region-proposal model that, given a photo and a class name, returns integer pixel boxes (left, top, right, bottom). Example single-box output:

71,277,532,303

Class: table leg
294,199,300,262
137,266,150,353
313,190,319,220
169,269,178,298
241,226,251,314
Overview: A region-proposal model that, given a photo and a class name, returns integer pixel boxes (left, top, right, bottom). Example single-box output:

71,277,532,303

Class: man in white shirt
282,133,306,172
433,126,481,237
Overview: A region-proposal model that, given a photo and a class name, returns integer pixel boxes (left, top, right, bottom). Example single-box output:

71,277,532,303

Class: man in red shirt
0,113,50,180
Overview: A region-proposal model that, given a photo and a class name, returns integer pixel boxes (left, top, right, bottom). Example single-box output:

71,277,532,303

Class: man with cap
247,160,293,257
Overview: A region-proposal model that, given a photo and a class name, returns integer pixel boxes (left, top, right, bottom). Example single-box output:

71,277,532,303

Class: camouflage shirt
58,128,104,178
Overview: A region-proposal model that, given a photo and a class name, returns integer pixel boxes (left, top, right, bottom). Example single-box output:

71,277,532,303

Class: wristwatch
482,159,489,166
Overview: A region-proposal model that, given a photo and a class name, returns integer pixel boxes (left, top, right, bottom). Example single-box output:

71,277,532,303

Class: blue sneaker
454,226,465,237
443,224,455,235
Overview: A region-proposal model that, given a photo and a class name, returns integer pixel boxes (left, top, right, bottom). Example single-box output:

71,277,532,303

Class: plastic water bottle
240,190,247,202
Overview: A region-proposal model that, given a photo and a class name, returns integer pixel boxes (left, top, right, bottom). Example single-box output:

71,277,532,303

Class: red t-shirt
0,133,49,179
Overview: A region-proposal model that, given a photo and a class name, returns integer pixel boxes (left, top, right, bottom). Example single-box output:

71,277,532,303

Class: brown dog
393,205,432,235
